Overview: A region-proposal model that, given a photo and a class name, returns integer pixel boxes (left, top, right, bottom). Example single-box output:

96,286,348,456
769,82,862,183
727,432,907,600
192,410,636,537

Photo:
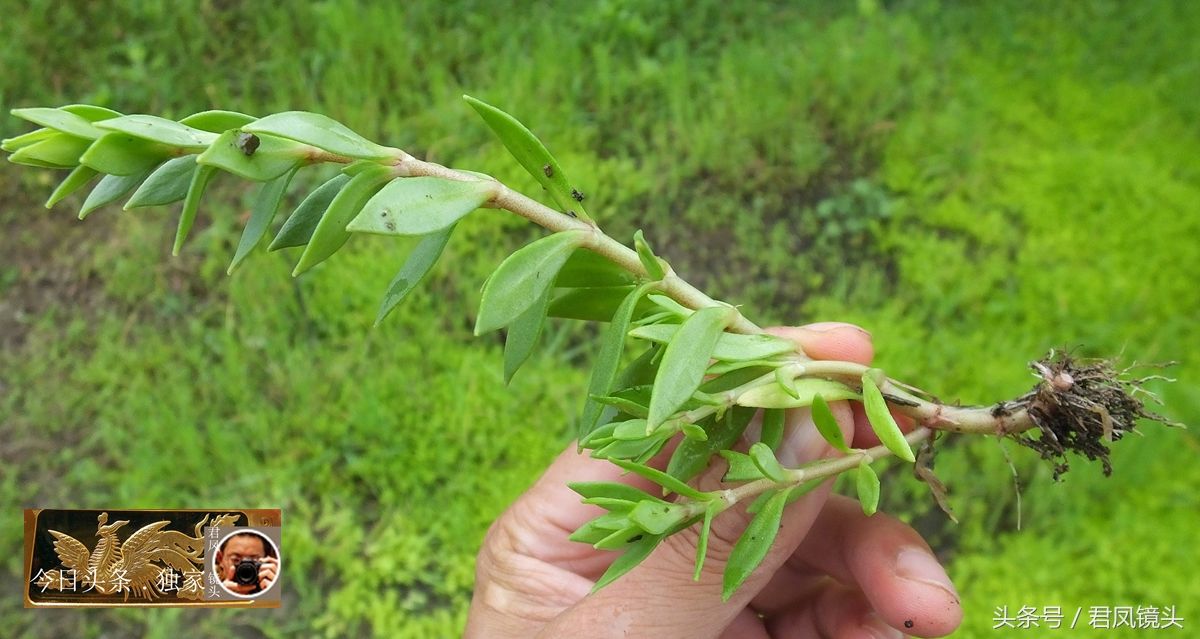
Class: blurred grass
1,0,1197,636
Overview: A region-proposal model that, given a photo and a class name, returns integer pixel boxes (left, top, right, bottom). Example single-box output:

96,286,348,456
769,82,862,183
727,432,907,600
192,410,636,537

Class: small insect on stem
571,188,585,202
542,164,553,177
236,132,260,156
566,210,578,218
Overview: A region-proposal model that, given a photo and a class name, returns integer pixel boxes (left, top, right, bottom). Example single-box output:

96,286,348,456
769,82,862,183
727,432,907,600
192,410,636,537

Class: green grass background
1,1,1197,636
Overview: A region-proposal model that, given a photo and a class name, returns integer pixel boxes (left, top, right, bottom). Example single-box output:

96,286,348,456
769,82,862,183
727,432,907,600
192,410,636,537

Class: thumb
542,401,857,638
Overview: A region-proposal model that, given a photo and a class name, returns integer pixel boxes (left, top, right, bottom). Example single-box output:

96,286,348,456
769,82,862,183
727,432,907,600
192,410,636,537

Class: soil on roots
1011,351,1178,479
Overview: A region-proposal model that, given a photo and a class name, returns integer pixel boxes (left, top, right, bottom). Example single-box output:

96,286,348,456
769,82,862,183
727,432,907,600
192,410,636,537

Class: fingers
467,442,662,638
753,495,962,637
541,401,858,637
764,323,873,365
501,441,660,570
222,579,254,595
471,319,879,638
765,581,904,639
767,323,918,451
259,558,278,590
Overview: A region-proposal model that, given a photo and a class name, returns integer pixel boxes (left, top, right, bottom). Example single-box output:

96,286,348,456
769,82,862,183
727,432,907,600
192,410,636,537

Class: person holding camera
216,532,279,596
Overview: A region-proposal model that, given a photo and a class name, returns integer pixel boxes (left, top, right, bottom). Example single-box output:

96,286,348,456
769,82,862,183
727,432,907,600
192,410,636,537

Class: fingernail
895,546,959,600
861,612,904,639
803,321,871,338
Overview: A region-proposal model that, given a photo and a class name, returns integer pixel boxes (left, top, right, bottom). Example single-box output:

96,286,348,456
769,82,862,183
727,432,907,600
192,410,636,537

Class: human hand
257,555,279,592
466,322,963,638
221,556,278,595
221,578,256,595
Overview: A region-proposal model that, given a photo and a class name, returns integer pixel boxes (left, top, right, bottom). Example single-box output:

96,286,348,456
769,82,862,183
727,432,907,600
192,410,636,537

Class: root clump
1010,351,1177,479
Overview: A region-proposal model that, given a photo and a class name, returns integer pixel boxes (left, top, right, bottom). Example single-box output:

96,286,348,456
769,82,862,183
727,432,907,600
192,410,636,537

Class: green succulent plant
2,97,1175,601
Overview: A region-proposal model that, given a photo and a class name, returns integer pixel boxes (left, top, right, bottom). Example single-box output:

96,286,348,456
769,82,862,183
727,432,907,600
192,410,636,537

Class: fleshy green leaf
592,433,669,462
723,488,788,600
611,458,711,501
811,394,851,453
374,225,454,326
577,511,632,534
79,169,154,219
584,351,659,437
646,294,693,318
60,104,122,122
180,110,257,133
549,285,654,322
594,525,648,550
694,501,719,580
243,111,399,160
569,517,628,545
576,278,652,439
856,460,881,516
775,367,801,399
197,129,307,182
749,442,787,481
475,230,589,334
719,450,766,483
591,388,651,419
503,287,551,384
463,94,591,222
645,306,732,431
96,114,217,149
556,249,635,287
294,165,395,275
228,167,298,273
9,133,91,168
629,501,690,535
612,419,652,440
861,374,916,462
45,165,99,208
592,534,663,592
760,408,786,451
633,229,666,279
736,378,860,409
569,481,657,503
11,107,104,139
581,497,637,512
173,165,217,254
705,358,785,377
668,406,756,483
2,128,55,152
699,366,776,393
124,156,198,209
80,132,171,176
580,421,619,449
629,323,794,362
346,176,496,236
270,173,351,251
